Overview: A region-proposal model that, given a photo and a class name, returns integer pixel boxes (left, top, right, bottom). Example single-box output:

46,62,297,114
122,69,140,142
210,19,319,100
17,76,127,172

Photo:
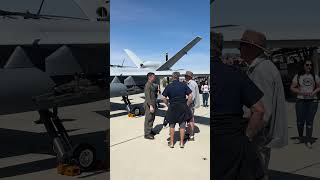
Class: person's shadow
152,124,164,134
290,136,318,144
152,125,201,146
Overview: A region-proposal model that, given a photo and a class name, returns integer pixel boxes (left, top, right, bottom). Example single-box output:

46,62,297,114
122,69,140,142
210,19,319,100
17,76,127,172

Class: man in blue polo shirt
162,72,193,148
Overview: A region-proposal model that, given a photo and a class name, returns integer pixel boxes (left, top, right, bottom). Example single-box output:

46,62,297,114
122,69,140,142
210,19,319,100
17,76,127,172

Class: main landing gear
39,108,96,171
122,96,143,117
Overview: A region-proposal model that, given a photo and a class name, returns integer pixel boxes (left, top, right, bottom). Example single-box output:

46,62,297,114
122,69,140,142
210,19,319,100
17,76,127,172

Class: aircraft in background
0,0,108,170
110,36,203,88
110,36,209,115
123,36,202,70
110,68,209,116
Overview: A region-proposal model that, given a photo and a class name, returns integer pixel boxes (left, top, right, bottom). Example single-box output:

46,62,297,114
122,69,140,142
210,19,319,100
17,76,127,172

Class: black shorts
169,122,186,129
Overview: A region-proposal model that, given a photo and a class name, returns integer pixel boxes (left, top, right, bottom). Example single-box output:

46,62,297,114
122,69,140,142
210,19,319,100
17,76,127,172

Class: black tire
72,143,96,171
132,106,142,116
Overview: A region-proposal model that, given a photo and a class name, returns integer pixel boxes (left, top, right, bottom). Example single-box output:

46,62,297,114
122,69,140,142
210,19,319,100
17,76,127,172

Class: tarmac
0,100,109,180
110,92,320,180
110,93,210,180
269,101,320,180
3,92,320,180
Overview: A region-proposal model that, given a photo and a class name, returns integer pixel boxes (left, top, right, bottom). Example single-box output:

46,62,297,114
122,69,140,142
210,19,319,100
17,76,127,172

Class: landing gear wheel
72,143,96,171
132,106,142,116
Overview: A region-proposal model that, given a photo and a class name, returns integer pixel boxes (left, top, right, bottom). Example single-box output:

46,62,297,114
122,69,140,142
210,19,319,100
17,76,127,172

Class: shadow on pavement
111,102,209,126
290,136,318,144
0,128,108,178
153,124,164,134
270,170,320,180
111,102,128,112
110,102,143,119
155,107,210,127
94,110,107,118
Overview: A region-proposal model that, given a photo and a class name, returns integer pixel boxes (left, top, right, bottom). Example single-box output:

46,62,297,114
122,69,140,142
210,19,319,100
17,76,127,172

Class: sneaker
306,142,313,149
293,138,302,144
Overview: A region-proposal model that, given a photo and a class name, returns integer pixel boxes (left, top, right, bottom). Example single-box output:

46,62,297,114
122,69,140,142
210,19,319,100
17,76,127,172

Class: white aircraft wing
156,36,202,70
123,49,143,68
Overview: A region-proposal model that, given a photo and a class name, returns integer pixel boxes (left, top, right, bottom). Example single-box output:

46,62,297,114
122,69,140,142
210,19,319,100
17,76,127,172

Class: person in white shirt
201,81,210,107
290,59,320,148
185,71,200,141
240,30,288,180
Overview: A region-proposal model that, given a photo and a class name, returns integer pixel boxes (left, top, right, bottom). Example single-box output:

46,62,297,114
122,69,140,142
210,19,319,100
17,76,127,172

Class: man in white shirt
240,30,288,180
185,71,200,141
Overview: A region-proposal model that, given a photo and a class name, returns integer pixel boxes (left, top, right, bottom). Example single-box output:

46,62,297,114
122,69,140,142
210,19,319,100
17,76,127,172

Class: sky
111,0,210,71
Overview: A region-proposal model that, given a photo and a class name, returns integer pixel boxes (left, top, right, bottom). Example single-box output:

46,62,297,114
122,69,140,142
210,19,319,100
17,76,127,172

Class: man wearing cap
240,30,288,180
185,71,200,141
212,32,266,179
162,72,193,148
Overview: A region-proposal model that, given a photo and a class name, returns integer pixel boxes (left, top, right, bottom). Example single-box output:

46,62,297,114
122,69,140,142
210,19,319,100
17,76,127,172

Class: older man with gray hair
162,72,193,148
240,30,288,180
185,70,200,141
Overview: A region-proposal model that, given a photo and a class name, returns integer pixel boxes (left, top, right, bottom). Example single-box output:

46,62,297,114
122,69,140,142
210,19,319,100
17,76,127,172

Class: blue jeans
202,93,209,106
295,100,318,143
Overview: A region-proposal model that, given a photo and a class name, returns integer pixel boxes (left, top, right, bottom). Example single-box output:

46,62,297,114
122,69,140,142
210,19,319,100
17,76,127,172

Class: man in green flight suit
144,72,157,140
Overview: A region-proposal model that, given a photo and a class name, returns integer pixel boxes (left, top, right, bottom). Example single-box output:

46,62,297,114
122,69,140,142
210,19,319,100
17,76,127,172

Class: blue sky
111,0,210,71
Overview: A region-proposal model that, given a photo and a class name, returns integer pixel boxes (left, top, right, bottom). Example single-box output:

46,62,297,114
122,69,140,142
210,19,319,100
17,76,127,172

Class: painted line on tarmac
290,162,320,173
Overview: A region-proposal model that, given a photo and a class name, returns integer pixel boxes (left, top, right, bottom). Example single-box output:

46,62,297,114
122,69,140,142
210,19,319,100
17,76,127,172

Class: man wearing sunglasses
240,30,288,180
